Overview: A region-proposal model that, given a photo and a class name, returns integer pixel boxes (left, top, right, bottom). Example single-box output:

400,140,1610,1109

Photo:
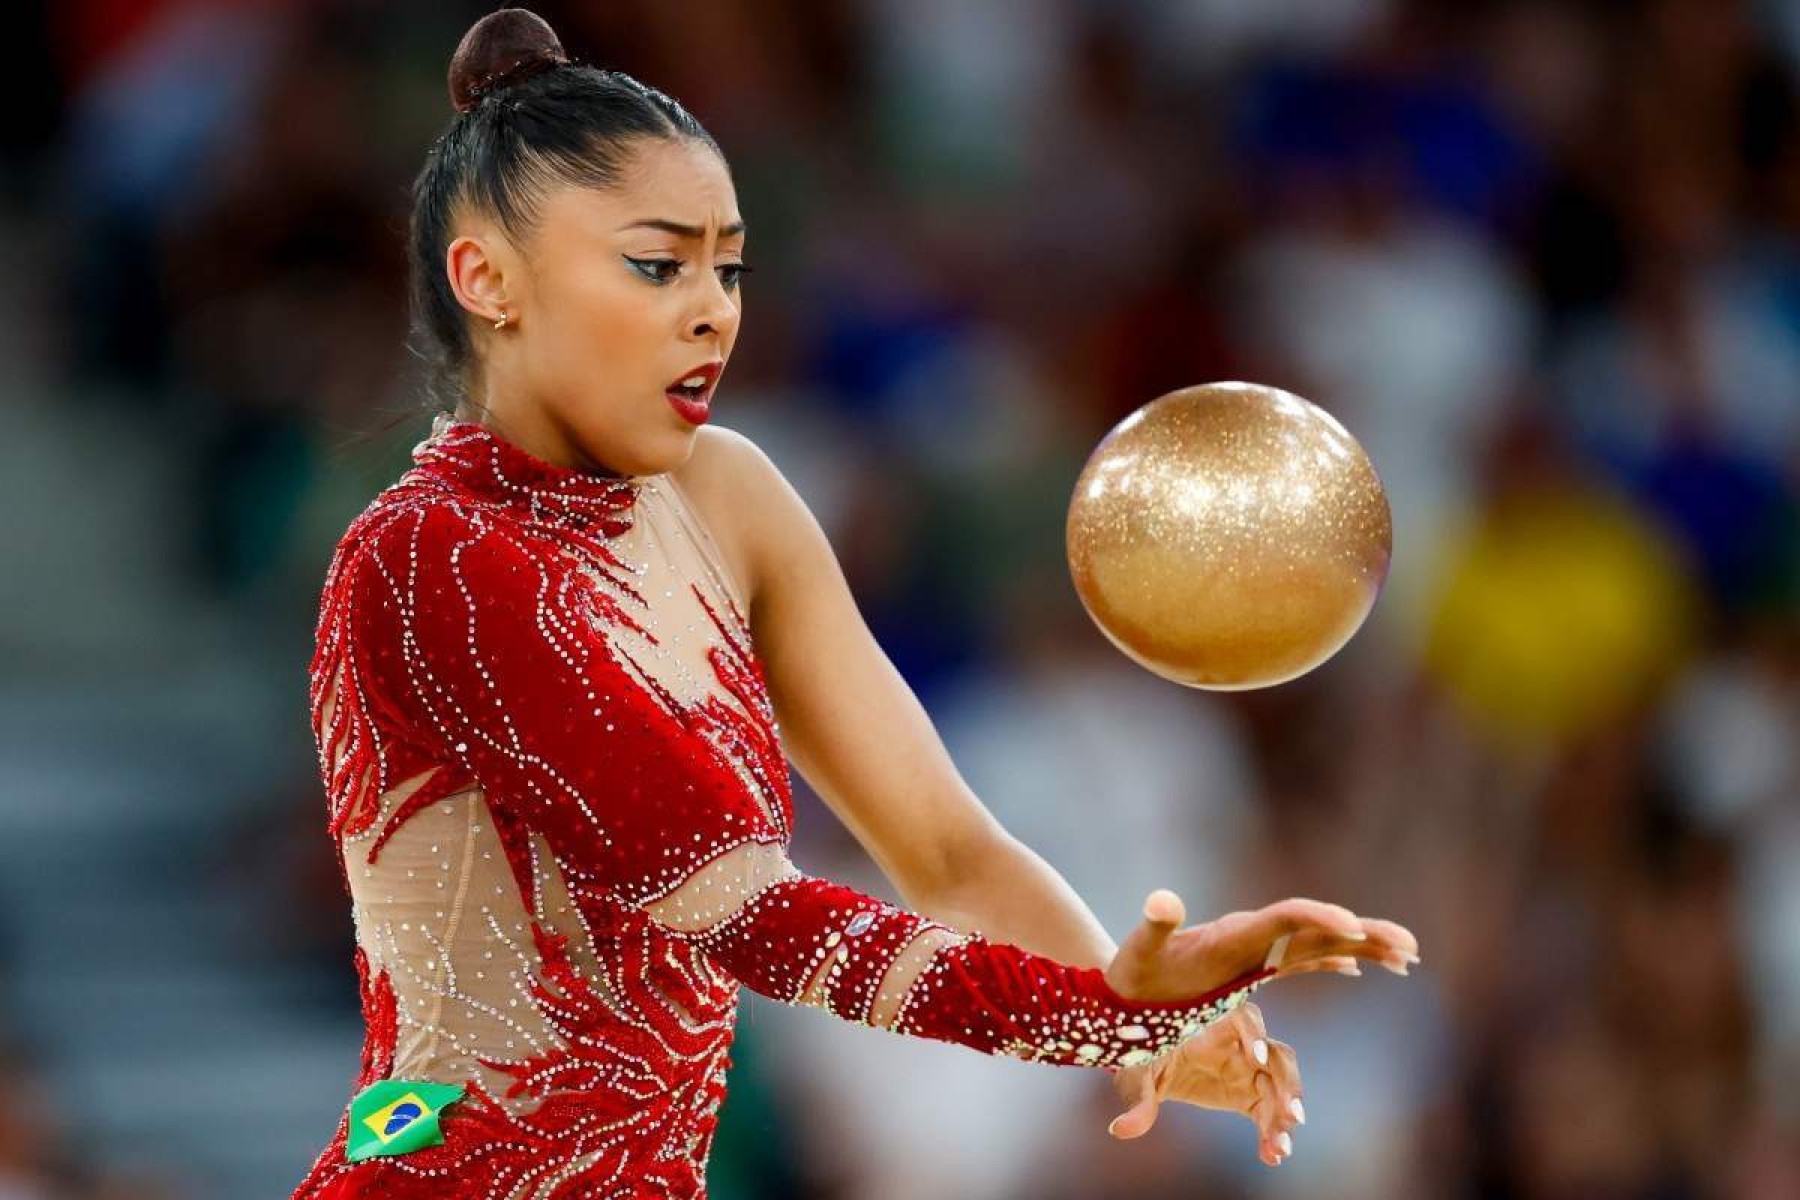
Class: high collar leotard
293,416,1272,1199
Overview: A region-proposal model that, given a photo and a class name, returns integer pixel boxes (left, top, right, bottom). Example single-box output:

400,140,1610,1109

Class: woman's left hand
1106,1000,1307,1167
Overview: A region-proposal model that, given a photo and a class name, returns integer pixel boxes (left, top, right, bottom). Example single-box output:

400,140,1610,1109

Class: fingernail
1277,1131,1293,1156
1383,958,1410,976
1107,1117,1123,1138
1289,1097,1306,1124
1252,1039,1269,1065
1335,962,1362,977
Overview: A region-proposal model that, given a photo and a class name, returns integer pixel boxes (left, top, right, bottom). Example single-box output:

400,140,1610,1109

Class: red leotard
292,416,1271,1199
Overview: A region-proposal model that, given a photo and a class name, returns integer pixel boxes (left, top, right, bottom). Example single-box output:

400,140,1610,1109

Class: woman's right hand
1108,998,1307,1166
1103,889,1419,1003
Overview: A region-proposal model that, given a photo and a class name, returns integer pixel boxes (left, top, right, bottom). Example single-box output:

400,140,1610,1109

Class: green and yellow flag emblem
346,1079,467,1162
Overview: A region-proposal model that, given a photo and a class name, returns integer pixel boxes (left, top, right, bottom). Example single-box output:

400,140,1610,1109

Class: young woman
294,10,1420,1198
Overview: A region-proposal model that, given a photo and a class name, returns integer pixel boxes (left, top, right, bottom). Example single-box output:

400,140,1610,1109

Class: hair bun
449,8,570,113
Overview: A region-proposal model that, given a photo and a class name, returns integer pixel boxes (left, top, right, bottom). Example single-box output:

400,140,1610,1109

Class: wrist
1093,961,1278,1013
1032,959,1274,1070
1076,962,1278,1070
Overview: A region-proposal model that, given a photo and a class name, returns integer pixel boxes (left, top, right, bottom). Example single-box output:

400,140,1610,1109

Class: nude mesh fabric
316,472,877,1117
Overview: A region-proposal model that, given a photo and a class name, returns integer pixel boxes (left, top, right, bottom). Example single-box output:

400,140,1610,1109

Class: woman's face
452,137,746,476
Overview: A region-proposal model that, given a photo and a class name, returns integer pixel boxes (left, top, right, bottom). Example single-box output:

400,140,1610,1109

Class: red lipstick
665,361,722,425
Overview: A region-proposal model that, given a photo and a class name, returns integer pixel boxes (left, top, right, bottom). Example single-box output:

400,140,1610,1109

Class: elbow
902,823,1017,938
931,821,1014,902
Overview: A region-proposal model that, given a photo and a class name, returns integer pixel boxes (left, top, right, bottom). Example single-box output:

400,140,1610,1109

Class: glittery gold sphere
1066,382,1392,690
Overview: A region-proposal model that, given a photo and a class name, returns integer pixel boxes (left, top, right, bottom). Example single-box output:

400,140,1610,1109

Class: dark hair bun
449,8,570,113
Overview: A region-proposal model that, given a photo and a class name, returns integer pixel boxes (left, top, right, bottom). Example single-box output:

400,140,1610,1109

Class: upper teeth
680,375,707,388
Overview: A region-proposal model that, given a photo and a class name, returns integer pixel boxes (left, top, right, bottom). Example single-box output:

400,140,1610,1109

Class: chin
653,429,703,475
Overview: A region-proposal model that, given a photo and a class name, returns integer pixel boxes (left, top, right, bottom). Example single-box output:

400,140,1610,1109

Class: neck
457,391,622,479
415,415,641,541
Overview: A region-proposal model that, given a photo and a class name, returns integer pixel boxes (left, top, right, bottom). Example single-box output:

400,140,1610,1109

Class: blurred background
1,0,1797,1195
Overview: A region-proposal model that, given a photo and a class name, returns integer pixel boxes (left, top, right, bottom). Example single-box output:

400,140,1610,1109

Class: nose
685,273,739,343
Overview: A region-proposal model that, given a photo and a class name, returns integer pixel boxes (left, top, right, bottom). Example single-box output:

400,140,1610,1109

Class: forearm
681,866,1270,1070
919,832,1118,970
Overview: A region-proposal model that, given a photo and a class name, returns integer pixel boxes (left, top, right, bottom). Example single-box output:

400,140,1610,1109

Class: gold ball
1066,382,1392,690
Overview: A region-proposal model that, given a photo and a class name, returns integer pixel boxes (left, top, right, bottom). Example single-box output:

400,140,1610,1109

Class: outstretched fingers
1226,899,1365,966
1256,1040,1303,1166
1225,1003,1301,1167
1230,1000,1269,1072
1276,954,1364,979
1107,889,1188,995
1237,901,1421,979
1277,921,1420,977
1107,1064,1161,1141
1360,916,1422,968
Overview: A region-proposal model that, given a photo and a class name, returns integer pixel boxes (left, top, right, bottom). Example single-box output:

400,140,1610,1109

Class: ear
445,232,511,325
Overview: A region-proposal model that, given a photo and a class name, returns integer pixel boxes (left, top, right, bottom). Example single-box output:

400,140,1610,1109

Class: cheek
542,272,662,369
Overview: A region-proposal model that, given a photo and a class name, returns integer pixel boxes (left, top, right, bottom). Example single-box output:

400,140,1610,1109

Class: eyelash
625,256,753,290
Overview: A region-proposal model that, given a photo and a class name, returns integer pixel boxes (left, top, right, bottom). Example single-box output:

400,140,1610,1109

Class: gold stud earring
493,311,510,330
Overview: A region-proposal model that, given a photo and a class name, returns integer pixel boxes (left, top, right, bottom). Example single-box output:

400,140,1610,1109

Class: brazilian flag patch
346,1079,467,1163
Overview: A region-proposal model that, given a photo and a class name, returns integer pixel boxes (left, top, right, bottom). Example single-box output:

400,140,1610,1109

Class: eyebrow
619,218,747,238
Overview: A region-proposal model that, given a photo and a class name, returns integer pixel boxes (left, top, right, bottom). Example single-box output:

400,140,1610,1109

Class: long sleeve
678,870,1271,1070
334,499,1271,1073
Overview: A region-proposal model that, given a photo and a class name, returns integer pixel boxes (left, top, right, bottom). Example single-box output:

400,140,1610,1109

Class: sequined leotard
292,416,1272,1199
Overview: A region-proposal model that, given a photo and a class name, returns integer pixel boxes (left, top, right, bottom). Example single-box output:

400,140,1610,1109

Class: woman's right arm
337,500,1289,1071
649,838,1274,1069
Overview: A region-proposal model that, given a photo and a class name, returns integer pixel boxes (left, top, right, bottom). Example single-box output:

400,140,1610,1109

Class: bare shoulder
668,424,787,608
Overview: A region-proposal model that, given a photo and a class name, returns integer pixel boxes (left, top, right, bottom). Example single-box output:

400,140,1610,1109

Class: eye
624,255,682,284
718,263,754,291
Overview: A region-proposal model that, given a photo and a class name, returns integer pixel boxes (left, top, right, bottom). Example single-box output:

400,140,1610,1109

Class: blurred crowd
3,0,1799,1196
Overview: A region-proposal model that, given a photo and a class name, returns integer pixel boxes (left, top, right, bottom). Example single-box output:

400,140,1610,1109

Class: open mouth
665,361,722,423
667,375,716,404
666,363,720,415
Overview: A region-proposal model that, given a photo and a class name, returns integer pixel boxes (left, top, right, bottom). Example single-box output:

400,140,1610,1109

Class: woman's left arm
698,428,1383,1162
697,427,1111,966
